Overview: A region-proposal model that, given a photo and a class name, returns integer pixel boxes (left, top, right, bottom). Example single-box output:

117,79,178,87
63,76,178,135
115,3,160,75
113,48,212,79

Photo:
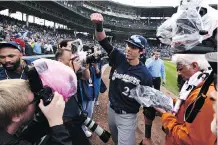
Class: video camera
156,0,218,123
156,0,217,54
71,40,107,64
85,50,107,64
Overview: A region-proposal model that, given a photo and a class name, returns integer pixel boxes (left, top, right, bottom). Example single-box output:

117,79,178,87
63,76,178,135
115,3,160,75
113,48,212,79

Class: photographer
0,79,72,145
153,1,217,144
77,45,102,137
58,42,110,142
59,39,75,52
55,47,92,145
83,45,103,106
153,55,216,145
58,39,90,80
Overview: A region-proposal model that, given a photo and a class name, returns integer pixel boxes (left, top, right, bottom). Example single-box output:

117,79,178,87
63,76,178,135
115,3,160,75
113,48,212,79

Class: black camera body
24,65,54,106
71,43,78,54
24,65,111,143
86,52,107,64
35,86,54,106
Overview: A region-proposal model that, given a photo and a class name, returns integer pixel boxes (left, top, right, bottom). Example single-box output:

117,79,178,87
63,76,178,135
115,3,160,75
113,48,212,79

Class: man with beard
0,42,27,80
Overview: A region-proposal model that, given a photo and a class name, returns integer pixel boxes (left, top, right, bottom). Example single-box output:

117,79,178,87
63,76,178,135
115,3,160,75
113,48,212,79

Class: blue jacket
78,63,101,101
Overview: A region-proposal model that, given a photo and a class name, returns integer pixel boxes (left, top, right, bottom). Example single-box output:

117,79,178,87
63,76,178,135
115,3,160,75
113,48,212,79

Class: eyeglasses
177,64,189,72
177,66,184,72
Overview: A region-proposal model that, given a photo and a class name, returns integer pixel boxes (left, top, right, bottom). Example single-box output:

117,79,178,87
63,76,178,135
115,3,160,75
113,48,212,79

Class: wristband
145,124,152,138
96,23,103,32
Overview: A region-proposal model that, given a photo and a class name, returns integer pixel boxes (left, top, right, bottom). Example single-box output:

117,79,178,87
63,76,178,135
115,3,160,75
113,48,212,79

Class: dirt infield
90,66,177,145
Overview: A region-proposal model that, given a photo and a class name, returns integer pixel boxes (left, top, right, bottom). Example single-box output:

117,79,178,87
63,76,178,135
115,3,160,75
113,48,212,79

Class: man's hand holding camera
39,92,65,127
92,63,100,74
70,55,82,73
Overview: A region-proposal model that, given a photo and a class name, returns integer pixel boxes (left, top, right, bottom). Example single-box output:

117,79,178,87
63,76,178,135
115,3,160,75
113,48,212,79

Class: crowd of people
0,38,106,145
58,1,163,29
0,14,172,60
0,2,217,145
0,14,77,56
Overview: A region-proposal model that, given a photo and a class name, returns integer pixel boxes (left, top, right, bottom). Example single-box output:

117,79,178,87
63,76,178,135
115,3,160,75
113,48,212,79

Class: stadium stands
1,0,195,58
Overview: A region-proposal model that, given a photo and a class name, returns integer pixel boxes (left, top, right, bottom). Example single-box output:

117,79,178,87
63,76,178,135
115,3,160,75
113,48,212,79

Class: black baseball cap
0,41,22,52
125,35,149,50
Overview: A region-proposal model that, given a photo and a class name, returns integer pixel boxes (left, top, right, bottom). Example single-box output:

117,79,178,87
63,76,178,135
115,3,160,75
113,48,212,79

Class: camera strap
184,70,214,123
71,62,76,72
72,93,85,112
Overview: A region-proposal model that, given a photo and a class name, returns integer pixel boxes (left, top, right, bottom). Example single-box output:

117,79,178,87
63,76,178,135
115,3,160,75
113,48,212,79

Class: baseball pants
107,104,137,145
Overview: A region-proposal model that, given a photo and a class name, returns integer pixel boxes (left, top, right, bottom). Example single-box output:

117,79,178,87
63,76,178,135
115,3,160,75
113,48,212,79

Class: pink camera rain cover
32,58,77,101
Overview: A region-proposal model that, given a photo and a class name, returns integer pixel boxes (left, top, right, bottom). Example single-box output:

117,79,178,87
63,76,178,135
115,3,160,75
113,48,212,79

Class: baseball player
90,13,153,145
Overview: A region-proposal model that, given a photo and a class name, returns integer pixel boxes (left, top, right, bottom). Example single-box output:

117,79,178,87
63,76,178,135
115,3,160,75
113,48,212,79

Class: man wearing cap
14,35,25,54
90,13,152,145
0,42,27,80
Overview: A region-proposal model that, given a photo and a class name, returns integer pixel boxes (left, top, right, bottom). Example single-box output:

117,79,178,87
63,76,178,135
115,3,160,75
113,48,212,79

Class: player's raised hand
90,13,104,24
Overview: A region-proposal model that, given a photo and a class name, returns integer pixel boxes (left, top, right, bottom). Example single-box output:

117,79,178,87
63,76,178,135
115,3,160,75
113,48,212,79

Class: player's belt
110,105,127,114
152,77,160,79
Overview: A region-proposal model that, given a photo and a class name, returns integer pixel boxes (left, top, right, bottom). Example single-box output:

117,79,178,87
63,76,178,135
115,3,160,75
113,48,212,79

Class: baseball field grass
164,60,179,95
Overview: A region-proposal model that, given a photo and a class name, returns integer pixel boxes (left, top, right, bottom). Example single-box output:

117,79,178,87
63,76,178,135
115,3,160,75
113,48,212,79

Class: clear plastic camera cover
156,0,218,52
172,8,204,50
129,85,173,111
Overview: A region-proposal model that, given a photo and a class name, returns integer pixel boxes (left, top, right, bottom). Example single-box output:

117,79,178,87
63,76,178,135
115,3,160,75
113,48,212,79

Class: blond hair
0,79,31,129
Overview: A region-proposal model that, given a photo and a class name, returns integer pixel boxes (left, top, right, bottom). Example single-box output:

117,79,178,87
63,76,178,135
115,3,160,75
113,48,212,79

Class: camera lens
71,43,77,53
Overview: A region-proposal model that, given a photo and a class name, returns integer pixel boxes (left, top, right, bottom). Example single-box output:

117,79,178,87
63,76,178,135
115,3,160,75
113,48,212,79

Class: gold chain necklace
4,69,24,79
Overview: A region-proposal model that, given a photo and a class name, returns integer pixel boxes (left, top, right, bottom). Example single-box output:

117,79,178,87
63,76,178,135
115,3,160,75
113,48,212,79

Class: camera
24,65,54,106
83,45,107,64
24,63,111,143
72,45,107,64
66,111,111,143
70,39,108,64
71,43,78,54
82,113,111,143
71,39,83,54
85,50,107,64
157,1,217,54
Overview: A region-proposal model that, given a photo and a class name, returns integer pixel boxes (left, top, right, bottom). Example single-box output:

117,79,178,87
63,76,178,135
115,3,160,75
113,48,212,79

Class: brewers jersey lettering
109,48,152,113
